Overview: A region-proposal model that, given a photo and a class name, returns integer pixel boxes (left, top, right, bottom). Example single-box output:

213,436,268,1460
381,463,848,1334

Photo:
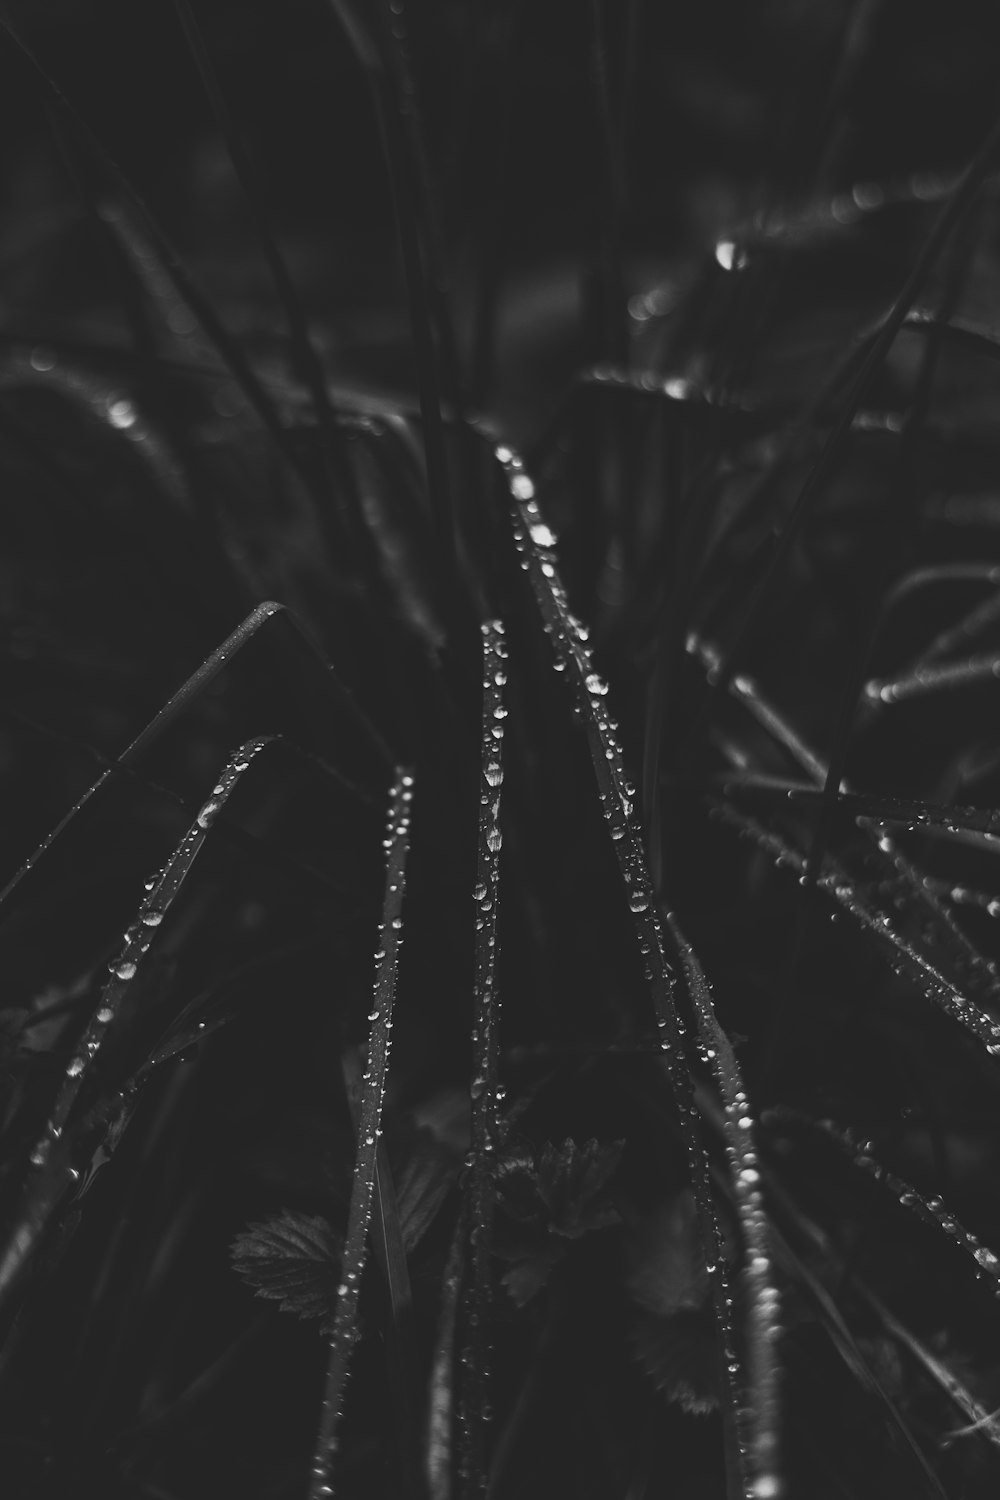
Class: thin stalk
459,620,507,1496
0,736,275,1312
309,768,414,1498
499,443,751,1498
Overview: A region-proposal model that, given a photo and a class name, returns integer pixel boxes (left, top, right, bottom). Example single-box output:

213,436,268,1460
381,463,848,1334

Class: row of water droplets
865,649,1000,706
694,643,1000,1039
459,620,508,1492
712,802,1000,1059
855,818,1000,1002
674,925,783,1500
770,1108,1000,1291
498,445,754,1495
0,737,272,1309
309,768,414,1500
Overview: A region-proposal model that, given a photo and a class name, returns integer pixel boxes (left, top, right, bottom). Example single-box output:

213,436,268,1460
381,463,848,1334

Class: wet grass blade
669,916,783,1500
309,768,414,1499
766,1214,950,1498
459,619,507,1497
711,803,1000,1060
685,102,1000,731
0,600,391,911
766,1107,1000,1293
0,736,274,1312
499,444,750,1498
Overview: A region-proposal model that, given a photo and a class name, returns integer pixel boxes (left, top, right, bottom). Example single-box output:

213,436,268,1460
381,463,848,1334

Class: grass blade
459,619,507,1496
711,803,1000,1060
0,736,274,1311
767,1107,1000,1292
0,14,332,516
0,600,391,910
499,444,750,1497
669,917,783,1500
309,767,414,1498
168,0,359,538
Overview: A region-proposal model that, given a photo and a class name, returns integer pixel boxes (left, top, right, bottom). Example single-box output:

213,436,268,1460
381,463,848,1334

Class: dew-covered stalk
768,1107,1000,1294
711,804,1000,1059
0,736,273,1311
309,768,414,1500
499,445,750,1496
0,601,390,915
459,619,507,1496
670,916,783,1500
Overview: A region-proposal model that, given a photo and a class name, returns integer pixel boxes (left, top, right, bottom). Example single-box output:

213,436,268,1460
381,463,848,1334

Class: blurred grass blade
323,0,455,573
428,1210,466,1500
686,101,1000,725
459,619,508,1497
168,0,359,537
309,768,414,1499
0,13,329,511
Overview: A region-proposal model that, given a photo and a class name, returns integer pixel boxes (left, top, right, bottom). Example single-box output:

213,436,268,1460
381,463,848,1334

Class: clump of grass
4,3,1000,1498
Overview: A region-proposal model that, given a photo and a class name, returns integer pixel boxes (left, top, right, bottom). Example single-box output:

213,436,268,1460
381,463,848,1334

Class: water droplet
485,763,503,787
97,1007,113,1024
487,829,502,853
197,801,219,829
142,910,163,927
629,891,649,913
529,520,557,547
510,473,534,501
66,1057,84,1077
114,960,137,981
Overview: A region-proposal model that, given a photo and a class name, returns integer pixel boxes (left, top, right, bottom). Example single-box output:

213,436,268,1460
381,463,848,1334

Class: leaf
535,1137,624,1239
231,1209,342,1331
629,1305,720,1415
497,1242,566,1308
394,1124,457,1254
623,1190,711,1319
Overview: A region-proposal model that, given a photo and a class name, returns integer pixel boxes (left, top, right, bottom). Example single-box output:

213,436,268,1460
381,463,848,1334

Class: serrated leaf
393,1124,457,1252
535,1137,624,1239
497,1241,567,1308
231,1209,342,1330
629,1305,720,1414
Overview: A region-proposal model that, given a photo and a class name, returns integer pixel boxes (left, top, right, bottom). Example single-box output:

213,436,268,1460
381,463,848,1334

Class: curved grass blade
0,14,331,515
859,1283,1000,1453
766,1107,1000,1293
499,444,750,1498
768,1165,997,1476
0,735,274,1311
0,600,391,911
459,619,507,1497
669,917,783,1500
323,1,455,571
309,768,414,1499
766,1213,950,1497
685,102,1000,734
168,0,359,536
